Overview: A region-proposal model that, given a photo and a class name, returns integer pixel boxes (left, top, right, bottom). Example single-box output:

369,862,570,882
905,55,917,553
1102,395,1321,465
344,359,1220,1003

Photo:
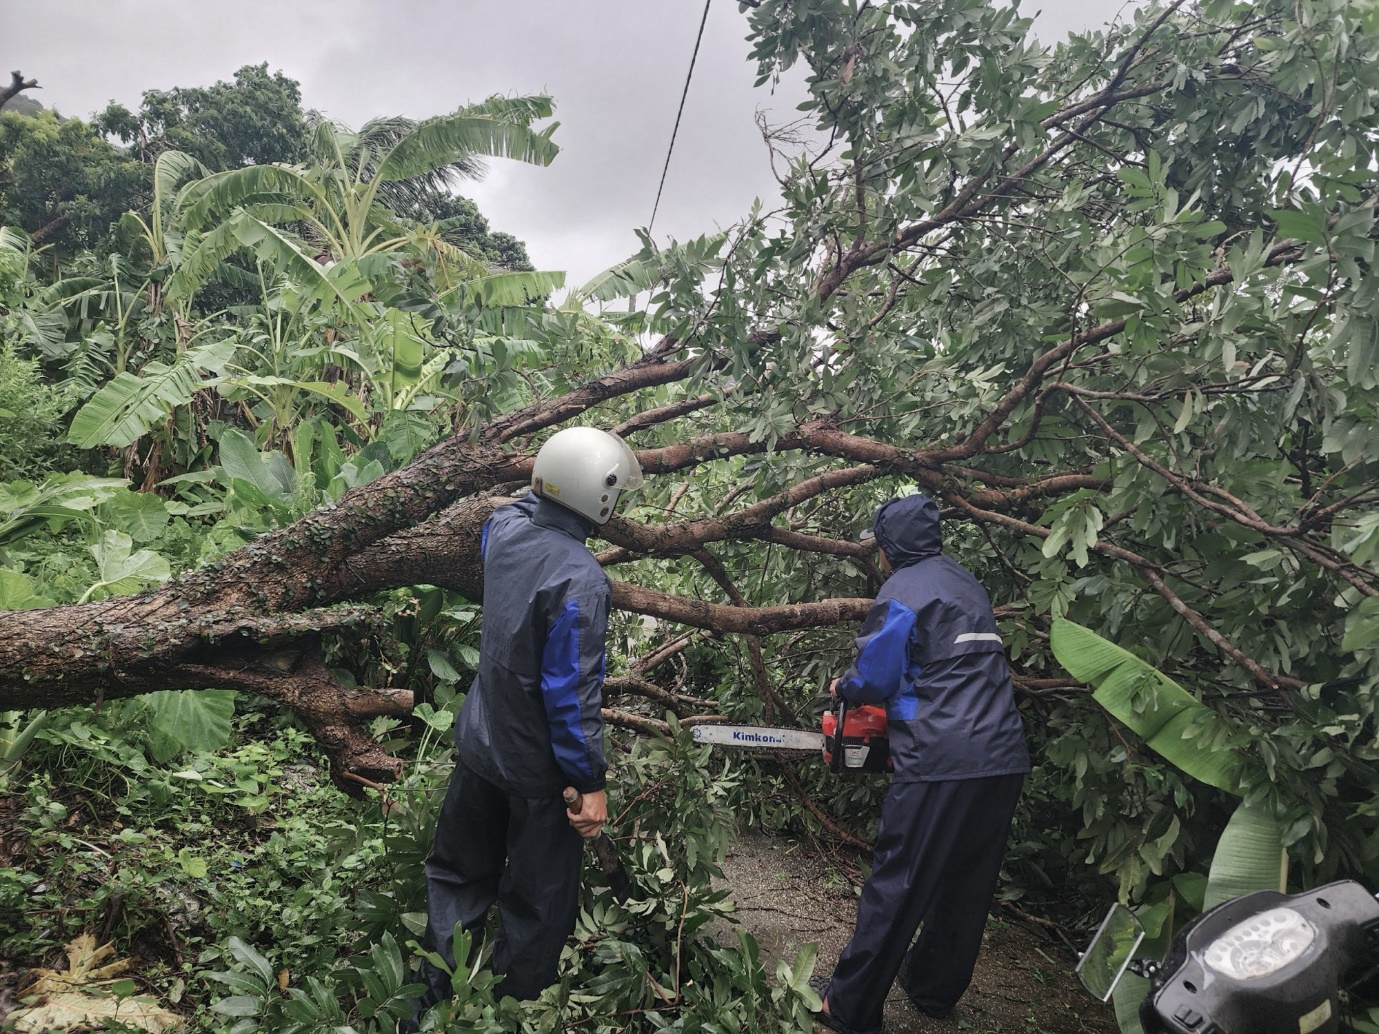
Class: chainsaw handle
830,697,848,774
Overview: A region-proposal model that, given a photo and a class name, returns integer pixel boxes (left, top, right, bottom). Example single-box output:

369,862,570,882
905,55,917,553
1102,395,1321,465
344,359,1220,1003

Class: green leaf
1203,799,1287,910
177,848,209,879
1111,972,1149,1034
374,109,559,183
378,309,426,392
576,235,726,303
100,490,171,544
450,270,567,308
216,429,294,501
1341,596,1379,652
0,569,53,609
211,995,263,1017
229,214,372,310
1269,208,1327,245
68,340,239,449
427,649,464,683
175,162,311,233
144,689,236,761
1050,619,1245,793
80,531,171,602
226,935,275,986
218,375,368,424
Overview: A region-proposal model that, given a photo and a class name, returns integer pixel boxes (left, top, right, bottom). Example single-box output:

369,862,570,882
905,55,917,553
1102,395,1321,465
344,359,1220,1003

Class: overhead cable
649,0,713,235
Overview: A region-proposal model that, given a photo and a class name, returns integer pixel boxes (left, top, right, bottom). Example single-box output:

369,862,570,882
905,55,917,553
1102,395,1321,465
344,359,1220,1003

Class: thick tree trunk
29,214,70,245
0,350,872,789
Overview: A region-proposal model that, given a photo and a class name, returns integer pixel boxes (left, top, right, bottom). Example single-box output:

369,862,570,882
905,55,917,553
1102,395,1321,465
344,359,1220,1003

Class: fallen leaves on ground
9,933,183,1032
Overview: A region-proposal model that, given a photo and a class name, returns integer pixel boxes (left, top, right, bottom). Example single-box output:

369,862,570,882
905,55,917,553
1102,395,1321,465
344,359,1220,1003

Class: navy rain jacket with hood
835,495,1030,782
454,492,610,797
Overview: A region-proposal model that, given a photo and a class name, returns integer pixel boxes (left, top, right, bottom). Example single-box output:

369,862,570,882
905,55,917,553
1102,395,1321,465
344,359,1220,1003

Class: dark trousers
417,761,583,1009
828,773,1025,1032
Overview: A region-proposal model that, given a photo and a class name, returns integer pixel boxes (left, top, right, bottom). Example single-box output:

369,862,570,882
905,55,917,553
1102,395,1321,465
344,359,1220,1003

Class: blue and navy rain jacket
835,494,1031,782
454,493,610,797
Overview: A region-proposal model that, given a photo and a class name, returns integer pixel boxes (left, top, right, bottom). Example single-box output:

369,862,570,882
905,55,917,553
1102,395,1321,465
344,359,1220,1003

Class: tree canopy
94,63,310,170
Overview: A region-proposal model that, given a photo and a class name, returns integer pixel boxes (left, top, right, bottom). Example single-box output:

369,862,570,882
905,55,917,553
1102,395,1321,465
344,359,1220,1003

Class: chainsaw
691,698,891,774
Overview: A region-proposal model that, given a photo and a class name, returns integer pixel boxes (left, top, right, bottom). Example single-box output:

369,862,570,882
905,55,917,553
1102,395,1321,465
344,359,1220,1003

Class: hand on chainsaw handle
829,677,840,701
563,787,607,839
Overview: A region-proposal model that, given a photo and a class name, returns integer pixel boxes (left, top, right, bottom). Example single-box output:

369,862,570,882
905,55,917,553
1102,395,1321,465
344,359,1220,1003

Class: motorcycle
1077,880,1379,1033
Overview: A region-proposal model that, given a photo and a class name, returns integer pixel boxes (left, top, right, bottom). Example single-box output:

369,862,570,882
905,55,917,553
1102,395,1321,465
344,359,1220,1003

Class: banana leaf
374,111,558,183
1050,618,1246,793
1203,798,1288,910
466,270,566,308
1111,972,1149,1034
67,340,239,448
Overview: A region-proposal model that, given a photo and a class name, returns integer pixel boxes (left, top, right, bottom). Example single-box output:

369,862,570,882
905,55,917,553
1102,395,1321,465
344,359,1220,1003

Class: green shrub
0,341,64,480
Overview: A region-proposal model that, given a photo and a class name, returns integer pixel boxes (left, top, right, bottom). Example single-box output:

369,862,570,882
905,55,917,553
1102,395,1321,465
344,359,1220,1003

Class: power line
648,0,713,235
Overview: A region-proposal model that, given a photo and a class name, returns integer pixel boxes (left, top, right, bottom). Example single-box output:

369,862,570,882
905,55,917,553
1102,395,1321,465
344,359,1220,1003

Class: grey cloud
9,0,1116,288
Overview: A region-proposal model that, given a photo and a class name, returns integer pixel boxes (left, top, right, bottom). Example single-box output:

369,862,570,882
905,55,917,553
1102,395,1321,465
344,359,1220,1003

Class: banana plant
0,473,128,554
0,228,67,355
116,148,207,274
1051,618,1286,1034
167,95,561,308
211,274,369,449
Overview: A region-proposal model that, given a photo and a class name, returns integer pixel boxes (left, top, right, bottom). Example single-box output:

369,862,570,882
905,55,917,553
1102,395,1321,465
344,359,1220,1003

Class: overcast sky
6,1,1128,295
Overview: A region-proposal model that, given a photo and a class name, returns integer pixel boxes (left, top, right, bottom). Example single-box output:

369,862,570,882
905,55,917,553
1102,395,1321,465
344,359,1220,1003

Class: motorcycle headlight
1202,907,1316,981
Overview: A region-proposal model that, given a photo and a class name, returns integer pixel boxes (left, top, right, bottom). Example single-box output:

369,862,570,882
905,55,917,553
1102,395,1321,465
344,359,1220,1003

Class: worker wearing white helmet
415,426,643,1015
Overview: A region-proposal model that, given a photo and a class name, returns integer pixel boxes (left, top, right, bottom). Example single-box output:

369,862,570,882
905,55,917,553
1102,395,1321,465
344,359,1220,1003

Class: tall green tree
0,110,146,257
94,63,309,170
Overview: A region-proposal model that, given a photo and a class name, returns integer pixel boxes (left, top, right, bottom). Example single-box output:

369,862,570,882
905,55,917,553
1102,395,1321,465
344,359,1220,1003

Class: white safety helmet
531,427,644,525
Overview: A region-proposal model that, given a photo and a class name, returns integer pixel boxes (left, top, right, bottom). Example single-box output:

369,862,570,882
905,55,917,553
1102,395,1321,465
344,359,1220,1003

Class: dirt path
719,831,1120,1034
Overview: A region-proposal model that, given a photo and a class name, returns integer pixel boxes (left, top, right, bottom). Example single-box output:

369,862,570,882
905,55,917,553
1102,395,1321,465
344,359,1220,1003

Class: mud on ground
718,831,1120,1034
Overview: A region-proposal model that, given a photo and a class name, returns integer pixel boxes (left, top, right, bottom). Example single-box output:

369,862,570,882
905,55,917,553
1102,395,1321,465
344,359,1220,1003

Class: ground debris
719,831,1118,1034
9,933,183,1033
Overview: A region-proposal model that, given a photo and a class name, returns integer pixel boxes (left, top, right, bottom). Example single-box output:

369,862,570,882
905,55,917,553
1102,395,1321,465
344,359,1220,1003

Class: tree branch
0,70,39,111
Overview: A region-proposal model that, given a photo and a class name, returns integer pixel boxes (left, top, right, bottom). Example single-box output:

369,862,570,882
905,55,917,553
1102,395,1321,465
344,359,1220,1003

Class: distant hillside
2,94,43,115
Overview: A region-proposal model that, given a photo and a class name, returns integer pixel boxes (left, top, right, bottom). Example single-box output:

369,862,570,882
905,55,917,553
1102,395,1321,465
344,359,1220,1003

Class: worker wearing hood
835,493,1029,781
815,494,1030,1034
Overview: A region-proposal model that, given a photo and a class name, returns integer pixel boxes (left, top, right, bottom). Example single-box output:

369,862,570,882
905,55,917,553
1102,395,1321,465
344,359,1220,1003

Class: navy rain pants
828,773,1025,1031
416,761,583,1010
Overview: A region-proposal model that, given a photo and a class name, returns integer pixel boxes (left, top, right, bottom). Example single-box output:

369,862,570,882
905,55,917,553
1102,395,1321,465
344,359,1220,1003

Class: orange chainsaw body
821,704,892,773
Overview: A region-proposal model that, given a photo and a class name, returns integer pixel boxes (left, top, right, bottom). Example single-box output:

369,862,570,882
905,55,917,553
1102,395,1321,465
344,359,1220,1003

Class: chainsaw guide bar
690,725,826,752
691,704,893,773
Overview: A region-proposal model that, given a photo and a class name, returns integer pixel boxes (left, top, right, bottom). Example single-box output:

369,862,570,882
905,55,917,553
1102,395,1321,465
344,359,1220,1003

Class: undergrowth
0,695,820,1032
